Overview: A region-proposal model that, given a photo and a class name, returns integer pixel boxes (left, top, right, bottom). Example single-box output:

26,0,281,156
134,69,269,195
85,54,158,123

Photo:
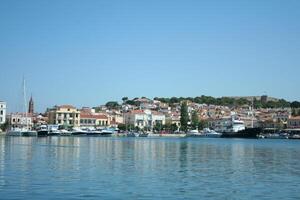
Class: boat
59,129,72,136
22,130,38,137
48,130,61,136
289,134,300,140
220,118,261,139
138,132,149,137
201,128,222,138
100,128,116,136
6,128,23,136
263,132,289,139
187,130,204,137
47,125,60,136
86,128,102,136
71,128,87,135
7,78,37,137
36,125,48,136
126,132,139,137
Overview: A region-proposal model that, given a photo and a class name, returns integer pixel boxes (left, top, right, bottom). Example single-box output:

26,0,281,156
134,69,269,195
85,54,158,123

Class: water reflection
0,136,299,199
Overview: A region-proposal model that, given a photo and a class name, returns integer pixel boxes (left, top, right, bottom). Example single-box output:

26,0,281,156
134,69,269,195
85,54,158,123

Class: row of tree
155,96,299,109
102,96,300,110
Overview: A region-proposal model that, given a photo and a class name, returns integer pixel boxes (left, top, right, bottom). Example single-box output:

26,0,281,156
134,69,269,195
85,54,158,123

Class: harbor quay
1,96,300,139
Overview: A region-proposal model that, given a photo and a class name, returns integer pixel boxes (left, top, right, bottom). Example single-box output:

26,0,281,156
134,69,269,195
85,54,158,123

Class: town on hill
1,95,300,134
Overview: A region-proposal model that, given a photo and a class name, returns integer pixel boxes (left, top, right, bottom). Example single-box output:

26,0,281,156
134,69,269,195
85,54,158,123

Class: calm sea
0,136,299,199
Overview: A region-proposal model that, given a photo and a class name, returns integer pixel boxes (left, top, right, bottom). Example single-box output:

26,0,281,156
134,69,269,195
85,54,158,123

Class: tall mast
23,77,28,130
251,97,254,128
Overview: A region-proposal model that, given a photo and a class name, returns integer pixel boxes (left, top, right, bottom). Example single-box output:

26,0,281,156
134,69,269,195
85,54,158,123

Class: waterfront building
7,113,33,129
107,110,124,127
0,101,6,124
80,113,109,128
287,116,300,129
47,105,80,127
165,112,181,127
124,109,165,129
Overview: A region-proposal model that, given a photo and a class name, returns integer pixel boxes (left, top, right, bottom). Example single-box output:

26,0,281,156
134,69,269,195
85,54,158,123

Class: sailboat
6,78,37,136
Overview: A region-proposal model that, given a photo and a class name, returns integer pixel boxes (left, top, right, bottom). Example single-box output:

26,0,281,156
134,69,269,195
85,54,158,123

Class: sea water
0,136,299,199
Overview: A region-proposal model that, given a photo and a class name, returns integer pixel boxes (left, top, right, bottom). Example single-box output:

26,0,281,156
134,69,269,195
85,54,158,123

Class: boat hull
6,131,23,136
72,132,87,136
37,130,48,137
22,131,38,137
221,128,261,139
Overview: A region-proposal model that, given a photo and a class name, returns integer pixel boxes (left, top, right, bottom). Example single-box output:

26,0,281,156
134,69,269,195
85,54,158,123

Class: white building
124,109,165,129
0,101,6,124
7,113,33,130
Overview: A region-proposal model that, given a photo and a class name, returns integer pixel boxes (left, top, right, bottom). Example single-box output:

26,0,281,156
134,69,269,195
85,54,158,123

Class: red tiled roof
130,110,145,114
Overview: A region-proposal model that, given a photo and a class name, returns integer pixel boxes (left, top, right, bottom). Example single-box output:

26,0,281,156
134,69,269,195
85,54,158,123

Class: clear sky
0,0,299,112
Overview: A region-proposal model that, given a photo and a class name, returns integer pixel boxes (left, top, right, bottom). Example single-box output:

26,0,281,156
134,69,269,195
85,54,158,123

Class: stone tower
28,95,34,114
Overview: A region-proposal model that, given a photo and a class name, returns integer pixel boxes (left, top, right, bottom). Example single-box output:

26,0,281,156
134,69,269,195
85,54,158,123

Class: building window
0,111,2,115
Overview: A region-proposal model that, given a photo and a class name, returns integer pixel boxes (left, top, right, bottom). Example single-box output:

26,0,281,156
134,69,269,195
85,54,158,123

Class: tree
198,120,208,130
291,101,300,108
117,123,126,131
180,101,189,132
191,111,199,130
122,97,128,104
292,108,297,116
105,101,120,109
153,123,162,132
171,123,178,132
135,126,140,132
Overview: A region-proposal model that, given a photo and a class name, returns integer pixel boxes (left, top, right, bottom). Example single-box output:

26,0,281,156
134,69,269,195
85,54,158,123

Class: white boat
201,128,222,138
36,125,48,136
6,78,37,137
71,128,87,135
6,128,23,136
100,128,117,136
59,129,72,136
187,130,204,137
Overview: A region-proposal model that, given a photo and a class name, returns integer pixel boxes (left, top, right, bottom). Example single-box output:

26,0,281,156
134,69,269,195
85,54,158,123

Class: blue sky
0,0,299,112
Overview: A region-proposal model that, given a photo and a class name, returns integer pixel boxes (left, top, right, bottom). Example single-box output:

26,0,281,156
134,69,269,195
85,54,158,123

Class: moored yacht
71,127,87,135
202,128,222,138
6,128,23,136
187,130,203,137
219,118,260,138
36,125,48,136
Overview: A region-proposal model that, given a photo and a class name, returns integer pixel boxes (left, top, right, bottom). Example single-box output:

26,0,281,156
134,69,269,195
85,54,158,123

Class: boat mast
251,97,254,128
23,77,28,130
